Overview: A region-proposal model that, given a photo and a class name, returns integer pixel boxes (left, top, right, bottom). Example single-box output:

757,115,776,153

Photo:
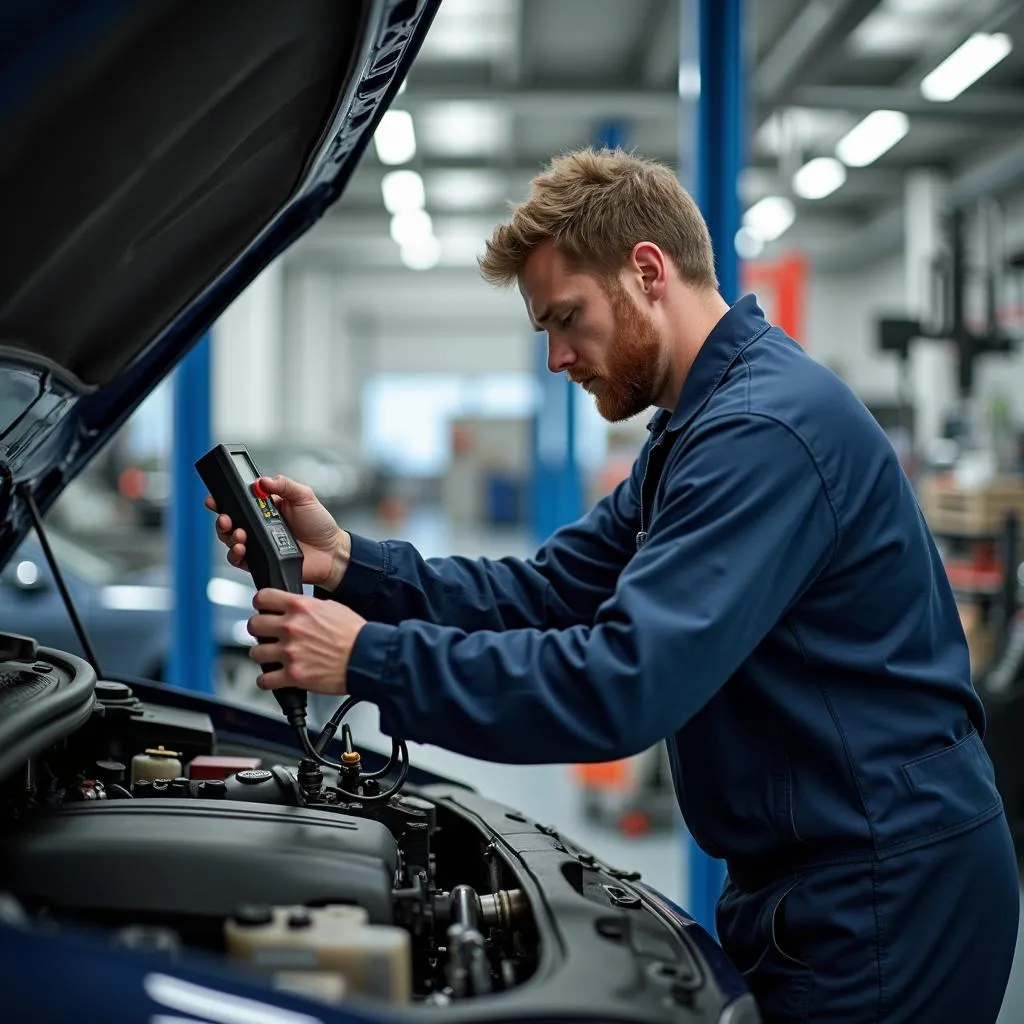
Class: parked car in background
107,435,380,528
0,529,265,708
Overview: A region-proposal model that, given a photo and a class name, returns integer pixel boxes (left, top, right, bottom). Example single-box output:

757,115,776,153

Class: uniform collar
646,293,771,435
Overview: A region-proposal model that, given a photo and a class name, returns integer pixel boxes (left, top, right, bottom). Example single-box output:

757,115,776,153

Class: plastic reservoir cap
144,746,181,760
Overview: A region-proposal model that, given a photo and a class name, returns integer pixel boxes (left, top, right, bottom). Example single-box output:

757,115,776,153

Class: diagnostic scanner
195,444,307,727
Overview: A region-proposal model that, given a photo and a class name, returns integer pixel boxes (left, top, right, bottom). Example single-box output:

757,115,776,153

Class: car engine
0,638,758,1022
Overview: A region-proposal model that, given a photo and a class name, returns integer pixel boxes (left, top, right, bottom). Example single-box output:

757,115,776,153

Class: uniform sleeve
345,415,838,764
319,444,647,632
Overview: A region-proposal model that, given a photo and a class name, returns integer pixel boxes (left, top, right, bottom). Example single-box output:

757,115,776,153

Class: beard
576,282,663,423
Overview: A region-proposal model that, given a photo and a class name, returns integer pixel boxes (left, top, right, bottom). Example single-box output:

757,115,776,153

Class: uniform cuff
316,532,388,613
346,620,399,697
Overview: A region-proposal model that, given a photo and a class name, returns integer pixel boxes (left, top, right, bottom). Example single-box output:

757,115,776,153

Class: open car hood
0,0,438,566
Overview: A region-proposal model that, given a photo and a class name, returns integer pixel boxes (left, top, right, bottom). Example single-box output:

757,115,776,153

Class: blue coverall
330,295,1020,1021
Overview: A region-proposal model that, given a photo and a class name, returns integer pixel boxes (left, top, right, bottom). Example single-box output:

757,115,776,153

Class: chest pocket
636,432,677,551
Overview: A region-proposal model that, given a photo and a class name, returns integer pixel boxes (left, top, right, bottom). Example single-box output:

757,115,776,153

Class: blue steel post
168,330,214,694
683,0,743,937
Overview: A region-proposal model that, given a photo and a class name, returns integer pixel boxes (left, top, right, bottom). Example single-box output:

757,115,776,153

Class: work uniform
332,295,1019,1021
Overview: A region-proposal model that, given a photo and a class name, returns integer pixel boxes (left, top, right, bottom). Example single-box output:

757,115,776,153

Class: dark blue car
0,3,756,1022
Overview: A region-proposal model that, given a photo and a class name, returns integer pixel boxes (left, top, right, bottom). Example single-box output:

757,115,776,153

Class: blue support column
168,331,214,694
681,0,744,938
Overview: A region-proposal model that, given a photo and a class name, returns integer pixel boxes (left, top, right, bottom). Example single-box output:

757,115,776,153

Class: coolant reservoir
131,746,183,785
224,904,411,1004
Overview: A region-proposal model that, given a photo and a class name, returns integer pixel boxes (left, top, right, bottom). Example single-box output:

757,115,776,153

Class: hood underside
0,0,436,563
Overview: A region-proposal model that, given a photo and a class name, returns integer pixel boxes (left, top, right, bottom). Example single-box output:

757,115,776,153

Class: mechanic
207,148,1019,1022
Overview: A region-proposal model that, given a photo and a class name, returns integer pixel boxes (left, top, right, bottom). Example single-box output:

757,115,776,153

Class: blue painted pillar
168,330,214,693
682,0,744,938
530,122,627,540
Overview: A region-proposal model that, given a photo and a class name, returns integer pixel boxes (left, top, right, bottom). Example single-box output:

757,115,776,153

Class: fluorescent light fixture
792,156,847,200
100,585,170,612
207,577,254,608
417,0,516,61
920,32,1012,102
381,170,425,214
401,235,442,271
734,226,765,260
743,196,795,242
427,169,508,210
373,110,416,165
417,102,511,157
835,110,909,167
390,209,433,247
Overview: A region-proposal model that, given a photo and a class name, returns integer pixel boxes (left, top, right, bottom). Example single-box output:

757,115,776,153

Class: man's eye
560,310,576,328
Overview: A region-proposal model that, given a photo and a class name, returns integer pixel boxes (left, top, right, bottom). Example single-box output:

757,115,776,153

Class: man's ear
631,242,668,302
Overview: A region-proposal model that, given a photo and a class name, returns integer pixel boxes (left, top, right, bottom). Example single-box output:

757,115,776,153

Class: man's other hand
205,474,352,589
247,589,366,695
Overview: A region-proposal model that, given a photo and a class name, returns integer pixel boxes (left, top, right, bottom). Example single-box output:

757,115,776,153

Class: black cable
297,719,409,805
16,481,103,677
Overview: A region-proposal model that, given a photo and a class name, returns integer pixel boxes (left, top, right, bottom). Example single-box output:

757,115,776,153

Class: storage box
919,476,1024,537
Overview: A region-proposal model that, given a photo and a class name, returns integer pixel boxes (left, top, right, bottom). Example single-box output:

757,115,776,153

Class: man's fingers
247,614,284,640
249,641,285,664
253,588,295,613
205,496,218,513
256,668,288,691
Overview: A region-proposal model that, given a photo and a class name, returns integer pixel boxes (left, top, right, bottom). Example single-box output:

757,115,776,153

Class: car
0,528,264,708
0,3,757,1022
114,435,382,528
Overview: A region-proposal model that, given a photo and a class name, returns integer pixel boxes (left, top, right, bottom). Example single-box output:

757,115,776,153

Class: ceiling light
417,0,517,61
390,209,433,247
417,102,511,157
734,227,764,260
920,32,1012,102
381,170,425,214
435,217,492,265
742,196,796,242
835,110,909,167
373,110,416,165
792,156,847,200
401,236,442,271
427,169,508,211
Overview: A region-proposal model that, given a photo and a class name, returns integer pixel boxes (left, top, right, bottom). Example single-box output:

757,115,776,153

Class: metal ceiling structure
289,0,1024,274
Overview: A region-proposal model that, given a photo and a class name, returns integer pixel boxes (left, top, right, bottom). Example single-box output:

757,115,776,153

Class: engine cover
0,799,399,924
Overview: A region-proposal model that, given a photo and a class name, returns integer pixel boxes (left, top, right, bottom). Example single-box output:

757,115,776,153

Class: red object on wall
742,252,808,346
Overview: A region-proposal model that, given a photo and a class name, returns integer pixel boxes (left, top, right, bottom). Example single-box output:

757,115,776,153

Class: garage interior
14,0,1024,1018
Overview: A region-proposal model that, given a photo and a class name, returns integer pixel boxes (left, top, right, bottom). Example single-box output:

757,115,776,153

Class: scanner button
252,480,269,500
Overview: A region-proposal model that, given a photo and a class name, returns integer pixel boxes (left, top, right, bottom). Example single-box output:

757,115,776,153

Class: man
207,148,1019,1021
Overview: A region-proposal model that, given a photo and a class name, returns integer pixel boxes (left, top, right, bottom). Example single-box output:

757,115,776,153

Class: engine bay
0,638,757,1022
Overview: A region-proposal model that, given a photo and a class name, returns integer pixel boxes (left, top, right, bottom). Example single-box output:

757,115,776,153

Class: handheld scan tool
196,444,307,726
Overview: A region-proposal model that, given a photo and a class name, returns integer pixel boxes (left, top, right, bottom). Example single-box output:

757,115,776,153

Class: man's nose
546,334,576,374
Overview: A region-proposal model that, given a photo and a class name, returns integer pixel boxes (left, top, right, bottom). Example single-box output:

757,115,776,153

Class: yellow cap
341,751,361,765
144,746,180,759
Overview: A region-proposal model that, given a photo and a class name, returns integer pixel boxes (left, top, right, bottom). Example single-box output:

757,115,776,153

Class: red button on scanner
252,479,269,500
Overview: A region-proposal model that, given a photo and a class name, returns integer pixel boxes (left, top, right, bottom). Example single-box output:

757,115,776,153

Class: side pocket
897,729,1000,842
741,879,814,1023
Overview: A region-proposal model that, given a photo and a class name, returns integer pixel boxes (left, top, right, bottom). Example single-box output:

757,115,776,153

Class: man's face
520,241,664,423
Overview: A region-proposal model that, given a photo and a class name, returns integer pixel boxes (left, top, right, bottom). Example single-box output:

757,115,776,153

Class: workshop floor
340,505,1024,1019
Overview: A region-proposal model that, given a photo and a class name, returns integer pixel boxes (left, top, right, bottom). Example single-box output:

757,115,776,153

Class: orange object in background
572,758,632,790
742,252,808,345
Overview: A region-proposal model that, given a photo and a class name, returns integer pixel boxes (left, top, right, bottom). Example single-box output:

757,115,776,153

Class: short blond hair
479,147,718,290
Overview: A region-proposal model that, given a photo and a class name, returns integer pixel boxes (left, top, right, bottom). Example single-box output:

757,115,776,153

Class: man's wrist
322,530,352,591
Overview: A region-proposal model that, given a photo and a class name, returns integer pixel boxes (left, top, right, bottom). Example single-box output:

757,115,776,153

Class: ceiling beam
400,83,679,117
627,0,678,86
756,0,885,104
788,84,1024,124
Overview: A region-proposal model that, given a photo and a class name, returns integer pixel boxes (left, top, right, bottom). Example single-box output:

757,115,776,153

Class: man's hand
206,474,352,590
247,589,367,695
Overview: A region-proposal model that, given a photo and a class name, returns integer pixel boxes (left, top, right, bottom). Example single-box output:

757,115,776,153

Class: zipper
636,434,665,550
